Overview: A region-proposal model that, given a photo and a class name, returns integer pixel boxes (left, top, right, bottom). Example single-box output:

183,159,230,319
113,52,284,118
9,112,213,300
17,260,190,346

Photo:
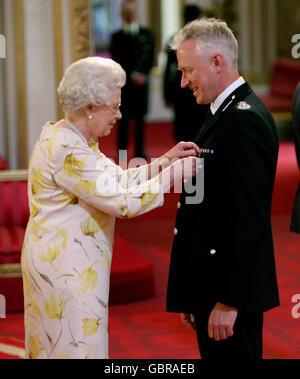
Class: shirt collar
123,22,139,35
210,76,245,115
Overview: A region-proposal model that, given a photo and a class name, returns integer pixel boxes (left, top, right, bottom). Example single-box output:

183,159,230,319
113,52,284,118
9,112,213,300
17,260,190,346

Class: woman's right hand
159,156,202,193
172,156,202,183
163,141,201,162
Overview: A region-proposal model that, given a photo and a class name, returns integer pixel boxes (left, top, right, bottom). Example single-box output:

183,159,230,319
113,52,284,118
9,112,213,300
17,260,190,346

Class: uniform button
174,228,178,236
177,202,181,209
210,249,216,255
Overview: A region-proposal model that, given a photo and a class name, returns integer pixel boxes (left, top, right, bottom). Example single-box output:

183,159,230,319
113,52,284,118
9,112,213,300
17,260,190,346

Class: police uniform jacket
167,82,280,314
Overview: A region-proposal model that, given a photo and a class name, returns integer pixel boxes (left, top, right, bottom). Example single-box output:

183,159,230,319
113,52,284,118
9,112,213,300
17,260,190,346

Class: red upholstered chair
0,155,8,170
258,59,300,116
0,170,29,312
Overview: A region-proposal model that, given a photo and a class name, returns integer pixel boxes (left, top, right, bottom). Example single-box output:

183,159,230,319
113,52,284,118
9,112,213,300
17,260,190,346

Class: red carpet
1,123,300,359
272,142,300,214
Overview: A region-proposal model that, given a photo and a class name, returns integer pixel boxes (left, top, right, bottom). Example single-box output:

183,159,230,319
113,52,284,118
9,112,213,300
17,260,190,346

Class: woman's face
88,87,122,138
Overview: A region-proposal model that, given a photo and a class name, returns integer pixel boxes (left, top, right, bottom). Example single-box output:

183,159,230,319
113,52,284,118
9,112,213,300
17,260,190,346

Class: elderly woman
21,57,201,359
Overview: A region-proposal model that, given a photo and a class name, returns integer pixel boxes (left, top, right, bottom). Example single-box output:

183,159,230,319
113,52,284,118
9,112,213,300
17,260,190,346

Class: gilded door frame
69,0,93,63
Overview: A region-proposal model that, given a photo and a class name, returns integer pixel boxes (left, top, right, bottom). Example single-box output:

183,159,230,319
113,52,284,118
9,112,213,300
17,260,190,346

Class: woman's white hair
57,57,126,114
170,18,238,69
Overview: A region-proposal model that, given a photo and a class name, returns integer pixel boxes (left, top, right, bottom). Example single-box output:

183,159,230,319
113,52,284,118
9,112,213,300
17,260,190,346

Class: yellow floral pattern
63,153,85,178
21,123,164,359
44,293,64,320
29,335,43,359
82,319,101,337
79,262,102,295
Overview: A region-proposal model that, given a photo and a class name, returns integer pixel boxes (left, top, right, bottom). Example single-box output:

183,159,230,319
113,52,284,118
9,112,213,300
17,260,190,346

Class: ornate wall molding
69,0,93,63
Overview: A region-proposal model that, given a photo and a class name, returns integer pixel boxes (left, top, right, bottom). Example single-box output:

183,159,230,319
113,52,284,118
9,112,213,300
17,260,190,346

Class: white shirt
123,22,140,35
210,77,245,115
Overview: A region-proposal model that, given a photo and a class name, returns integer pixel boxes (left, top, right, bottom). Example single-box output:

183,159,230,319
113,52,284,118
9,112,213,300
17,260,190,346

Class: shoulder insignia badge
237,101,251,110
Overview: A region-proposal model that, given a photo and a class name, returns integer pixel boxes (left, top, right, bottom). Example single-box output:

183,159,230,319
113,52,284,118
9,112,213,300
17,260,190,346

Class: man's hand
181,313,196,330
208,303,238,341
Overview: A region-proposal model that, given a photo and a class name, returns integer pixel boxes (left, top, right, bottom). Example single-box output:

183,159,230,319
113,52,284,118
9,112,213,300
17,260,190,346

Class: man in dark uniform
291,82,300,234
111,0,155,159
166,18,280,360
163,4,210,142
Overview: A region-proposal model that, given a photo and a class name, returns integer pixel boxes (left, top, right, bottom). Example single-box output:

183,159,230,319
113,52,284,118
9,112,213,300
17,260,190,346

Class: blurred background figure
163,4,210,142
291,82,300,234
111,0,155,159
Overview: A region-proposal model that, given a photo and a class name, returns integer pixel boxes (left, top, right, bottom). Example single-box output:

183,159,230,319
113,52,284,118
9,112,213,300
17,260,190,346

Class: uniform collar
210,77,245,115
194,82,253,143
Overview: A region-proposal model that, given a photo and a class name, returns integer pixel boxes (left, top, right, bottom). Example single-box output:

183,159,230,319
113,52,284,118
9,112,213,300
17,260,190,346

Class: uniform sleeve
215,110,278,308
52,141,164,219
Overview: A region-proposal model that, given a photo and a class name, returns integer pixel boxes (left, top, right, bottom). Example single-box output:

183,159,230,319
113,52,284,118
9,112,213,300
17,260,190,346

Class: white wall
161,0,181,49
3,0,18,169
61,0,72,71
24,0,57,159
147,70,173,122
146,0,181,123
136,0,149,27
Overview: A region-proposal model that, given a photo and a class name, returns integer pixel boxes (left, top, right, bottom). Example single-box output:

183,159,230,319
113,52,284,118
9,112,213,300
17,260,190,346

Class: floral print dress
21,123,164,359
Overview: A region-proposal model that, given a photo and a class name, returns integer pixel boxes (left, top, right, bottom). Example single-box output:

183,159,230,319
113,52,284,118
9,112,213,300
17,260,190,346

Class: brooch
237,101,251,110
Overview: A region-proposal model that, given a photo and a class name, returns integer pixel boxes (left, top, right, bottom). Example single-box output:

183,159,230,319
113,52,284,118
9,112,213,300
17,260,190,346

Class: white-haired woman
21,57,201,359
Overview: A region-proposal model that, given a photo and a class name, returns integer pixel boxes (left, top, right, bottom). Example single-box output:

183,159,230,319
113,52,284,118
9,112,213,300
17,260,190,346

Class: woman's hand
164,142,201,162
172,156,202,183
159,156,202,193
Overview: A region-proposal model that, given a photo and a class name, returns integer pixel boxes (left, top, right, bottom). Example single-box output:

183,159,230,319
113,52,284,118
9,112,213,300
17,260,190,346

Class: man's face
122,3,137,24
177,39,219,105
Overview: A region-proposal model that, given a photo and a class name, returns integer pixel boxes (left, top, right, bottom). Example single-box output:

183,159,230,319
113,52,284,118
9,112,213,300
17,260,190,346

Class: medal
197,149,214,158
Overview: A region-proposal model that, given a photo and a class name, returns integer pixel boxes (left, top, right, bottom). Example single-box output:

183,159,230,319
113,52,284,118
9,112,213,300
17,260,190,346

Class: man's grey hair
170,18,238,69
58,57,126,114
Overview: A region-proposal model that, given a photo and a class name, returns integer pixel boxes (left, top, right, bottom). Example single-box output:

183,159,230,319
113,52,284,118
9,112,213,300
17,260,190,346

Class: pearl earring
88,115,93,120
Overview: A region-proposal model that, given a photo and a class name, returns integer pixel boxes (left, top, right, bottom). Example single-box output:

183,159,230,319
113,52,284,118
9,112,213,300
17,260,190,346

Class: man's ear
212,54,223,73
